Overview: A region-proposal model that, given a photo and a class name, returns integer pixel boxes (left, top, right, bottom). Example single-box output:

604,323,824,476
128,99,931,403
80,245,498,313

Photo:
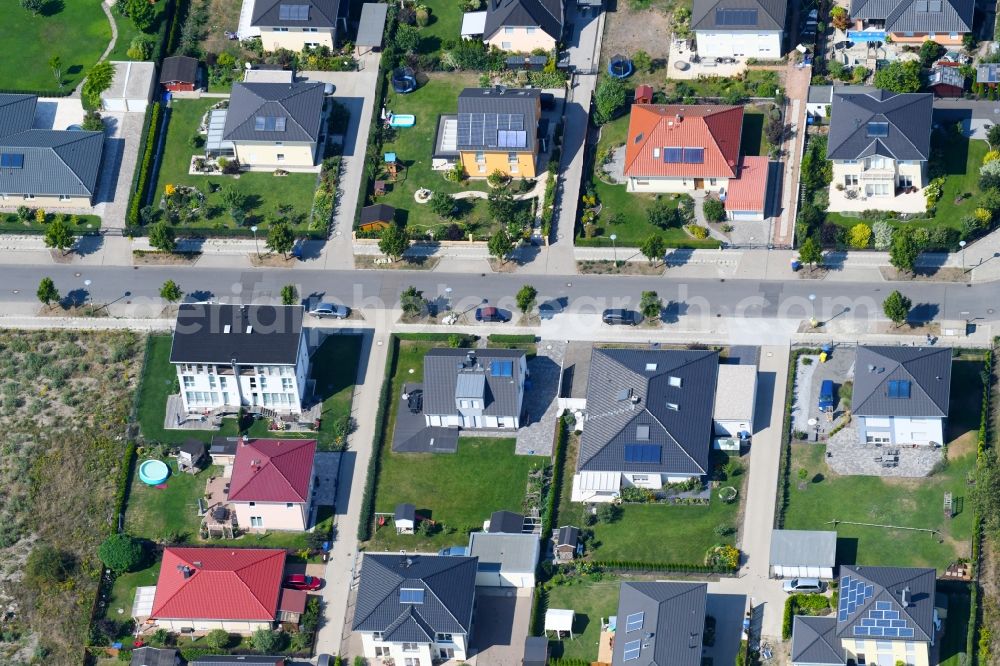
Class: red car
284,574,323,591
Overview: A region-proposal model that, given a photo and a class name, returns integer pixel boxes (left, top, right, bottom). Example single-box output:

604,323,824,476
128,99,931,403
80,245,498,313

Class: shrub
848,223,872,249
250,628,283,653
25,545,75,587
872,220,893,249
127,102,162,227
205,629,230,650
686,224,709,239
703,197,726,222
98,534,144,573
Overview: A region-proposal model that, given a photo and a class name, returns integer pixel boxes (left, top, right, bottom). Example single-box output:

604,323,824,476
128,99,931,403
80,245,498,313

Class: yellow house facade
454,87,541,180
223,80,325,169
252,0,341,52
260,26,336,51
460,149,536,178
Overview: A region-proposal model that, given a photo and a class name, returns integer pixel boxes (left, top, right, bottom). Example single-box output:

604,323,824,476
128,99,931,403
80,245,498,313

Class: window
183,376,195,389
249,501,256,507
666,402,679,411
475,151,485,163
219,376,227,389
402,643,419,652
632,475,648,482
527,26,536,33
208,375,216,389
23,194,34,200
286,502,294,508
260,376,268,388
274,27,289,31
625,612,644,632
709,178,717,186
501,41,512,49
305,27,319,32
250,516,263,527
899,175,913,188
404,659,421,666
645,363,658,371
866,433,890,444
282,377,294,391
374,647,389,657
437,633,453,642
505,26,514,33
59,195,72,201
276,154,285,161
439,648,455,659
844,175,858,187
372,632,383,641
668,376,682,387
623,640,641,661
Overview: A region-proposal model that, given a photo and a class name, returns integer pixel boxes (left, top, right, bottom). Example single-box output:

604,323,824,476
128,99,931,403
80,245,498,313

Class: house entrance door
694,178,705,189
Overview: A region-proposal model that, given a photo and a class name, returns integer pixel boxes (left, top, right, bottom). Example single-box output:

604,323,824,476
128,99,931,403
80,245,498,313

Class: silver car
783,577,824,594
309,302,350,319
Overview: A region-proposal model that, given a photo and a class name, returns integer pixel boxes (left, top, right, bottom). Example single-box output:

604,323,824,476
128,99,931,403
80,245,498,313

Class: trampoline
608,54,633,79
391,67,417,94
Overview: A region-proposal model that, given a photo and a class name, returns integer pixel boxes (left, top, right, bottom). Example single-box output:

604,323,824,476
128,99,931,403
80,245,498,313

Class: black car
602,309,641,326
476,306,509,322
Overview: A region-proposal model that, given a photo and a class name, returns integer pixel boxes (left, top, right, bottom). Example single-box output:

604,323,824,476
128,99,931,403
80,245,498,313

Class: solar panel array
457,113,526,149
683,148,705,164
624,444,661,464
278,4,310,19
867,121,890,138
400,587,425,604
715,8,759,25
625,611,644,632
0,153,24,169
490,360,514,377
852,600,915,638
838,575,875,621
663,147,704,164
623,640,641,661
254,116,287,132
888,379,911,398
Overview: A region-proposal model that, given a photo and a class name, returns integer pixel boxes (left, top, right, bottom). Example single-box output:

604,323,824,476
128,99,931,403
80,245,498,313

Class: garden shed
357,3,389,54
359,203,396,231
544,608,575,639
102,61,156,113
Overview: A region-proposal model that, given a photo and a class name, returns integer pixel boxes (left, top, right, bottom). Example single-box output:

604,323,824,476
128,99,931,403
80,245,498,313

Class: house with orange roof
623,104,743,195
725,156,771,222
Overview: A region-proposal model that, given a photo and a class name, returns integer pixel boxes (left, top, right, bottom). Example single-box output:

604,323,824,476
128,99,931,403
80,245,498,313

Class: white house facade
360,631,469,664
691,0,787,59
422,349,527,429
695,30,782,58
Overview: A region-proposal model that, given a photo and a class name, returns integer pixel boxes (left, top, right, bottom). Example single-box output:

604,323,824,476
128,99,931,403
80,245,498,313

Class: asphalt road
8,264,997,325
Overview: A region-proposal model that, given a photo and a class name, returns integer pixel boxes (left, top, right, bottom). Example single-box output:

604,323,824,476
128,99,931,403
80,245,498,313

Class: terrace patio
827,185,929,214
826,427,943,477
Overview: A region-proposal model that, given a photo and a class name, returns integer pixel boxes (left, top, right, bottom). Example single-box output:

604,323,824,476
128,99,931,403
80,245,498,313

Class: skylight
887,380,911,399
0,153,24,169
625,612,644,632
866,121,889,138
400,588,424,604
623,640,641,661
254,116,287,132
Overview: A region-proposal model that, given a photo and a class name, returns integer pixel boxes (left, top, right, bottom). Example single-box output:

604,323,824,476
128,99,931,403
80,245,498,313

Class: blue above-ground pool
138,459,170,485
608,55,633,79
389,114,415,128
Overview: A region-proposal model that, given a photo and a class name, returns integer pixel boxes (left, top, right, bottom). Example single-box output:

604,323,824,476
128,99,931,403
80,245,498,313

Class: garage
101,61,156,113
725,156,771,222
468,532,539,588
769,529,837,579
713,364,757,438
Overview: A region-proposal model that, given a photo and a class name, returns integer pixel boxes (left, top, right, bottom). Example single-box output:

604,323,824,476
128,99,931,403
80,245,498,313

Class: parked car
783,578,824,594
284,574,323,591
309,302,350,319
602,309,641,326
818,379,836,412
476,306,509,322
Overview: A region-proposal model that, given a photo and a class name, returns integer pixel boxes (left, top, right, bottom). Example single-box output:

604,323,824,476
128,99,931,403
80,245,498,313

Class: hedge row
540,419,567,537
161,0,188,59
488,333,537,344
550,659,589,666
774,348,822,528
356,335,401,541
126,102,163,227
591,560,737,574
396,332,473,342
782,593,830,639
968,348,994,665
541,164,557,238
576,236,722,249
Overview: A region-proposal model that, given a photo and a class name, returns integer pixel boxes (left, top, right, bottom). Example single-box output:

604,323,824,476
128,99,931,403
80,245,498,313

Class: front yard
781,359,984,570
0,212,101,234
152,99,320,233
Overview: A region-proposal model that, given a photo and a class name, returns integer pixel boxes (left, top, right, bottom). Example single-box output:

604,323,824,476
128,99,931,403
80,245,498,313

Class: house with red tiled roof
220,438,318,532
143,547,286,633
725,156,771,222
623,104,743,194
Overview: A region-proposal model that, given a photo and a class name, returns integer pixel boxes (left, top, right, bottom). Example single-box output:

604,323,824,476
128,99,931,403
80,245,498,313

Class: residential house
928,65,965,97
724,156,771,222
852,346,952,447
553,525,580,561
0,94,104,208
691,0,786,59
487,509,525,533
130,647,179,666
613,582,708,666
222,437,317,531
455,87,541,178
480,0,563,52
769,529,837,579
192,658,287,666
142,547,286,634
468,531,540,587
422,349,527,429
252,0,343,51
623,104,743,194
353,553,478,664
849,0,973,45
571,348,719,503
790,565,938,666
169,304,310,416
713,363,758,437
826,89,932,210
160,56,200,92
221,80,325,169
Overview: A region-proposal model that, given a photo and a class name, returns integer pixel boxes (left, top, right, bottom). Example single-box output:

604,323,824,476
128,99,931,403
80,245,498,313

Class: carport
356,3,389,55
468,532,540,587
102,61,155,113
769,529,837,579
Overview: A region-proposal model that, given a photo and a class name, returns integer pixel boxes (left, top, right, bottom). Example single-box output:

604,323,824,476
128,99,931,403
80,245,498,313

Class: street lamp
749,235,754,251
808,293,817,328
445,287,453,311
610,234,617,267
959,240,967,273
83,279,92,308
250,225,260,260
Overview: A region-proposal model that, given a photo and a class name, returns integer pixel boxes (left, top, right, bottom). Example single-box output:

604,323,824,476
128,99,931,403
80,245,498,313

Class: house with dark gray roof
571,348,719,503
852,346,951,447
481,0,563,53
423,348,527,429
169,304,309,416
849,0,973,45
612,582,708,666
252,0,344,52
222,80,325,168
353,553,478,663
454,87,541,178
130,647,179,666
691,0,786,59
0,94,104,208
826,88,932,210
790,565,938,665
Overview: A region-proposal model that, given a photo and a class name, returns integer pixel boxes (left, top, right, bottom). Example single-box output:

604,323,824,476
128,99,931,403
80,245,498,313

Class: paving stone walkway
515,341,565,456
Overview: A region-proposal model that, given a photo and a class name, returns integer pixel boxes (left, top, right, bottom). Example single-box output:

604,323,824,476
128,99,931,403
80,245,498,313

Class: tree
81,61,116,110
632,49,653,74
43,215,74,255
266,221,295,258
798,236,823,270
596,503,621,523
400,286,426,318
20,0,43,14
515,284,537,315
148,221,176,252
250,629,283,653
37,277,59,308
889,228,919,273
429,191,455,218
639,290,662,320
764,115,784,146
882,290,912,327
25,545,75,587
48,55,63,89
919,39,943,67
126,36,153,60
160,280,183,303
124,0,155,31
873,61,922,93
205,629,231,651
81,110,104,131
221,186,249,222
988,123,1000,149
281,284,298,306
594,77,627,125
378,224,409,261
848,223,872,249
487,185,516,222
639,234,665,265
396,24,421,53
829,5,849,30
648,198,680,228
703,197,726,222
487,226,515,263
98,534,144,573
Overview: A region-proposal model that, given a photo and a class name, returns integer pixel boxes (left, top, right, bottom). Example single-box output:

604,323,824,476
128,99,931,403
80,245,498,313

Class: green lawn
413,0,463,57
782,359,984,570
107,560,161,621
125,459,219,542
310,334,362,450
543,579,622,662
0,2,110,92
153,99,319,232
108,1,171,62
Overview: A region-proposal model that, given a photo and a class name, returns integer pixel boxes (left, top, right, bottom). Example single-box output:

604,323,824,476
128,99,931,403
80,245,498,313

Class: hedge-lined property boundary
126,102,163,228
540,419,567,537
488,334,537,344
774,347,821,529
968,348,994,664
356,334,400,542
590,560,738,575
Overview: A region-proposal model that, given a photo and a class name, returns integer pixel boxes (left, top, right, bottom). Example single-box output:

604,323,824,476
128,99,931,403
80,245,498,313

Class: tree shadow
41,0,65,17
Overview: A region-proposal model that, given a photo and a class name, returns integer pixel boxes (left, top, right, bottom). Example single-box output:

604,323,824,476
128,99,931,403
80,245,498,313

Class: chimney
193,561,202,568
675,114,682,123
900,586,910,607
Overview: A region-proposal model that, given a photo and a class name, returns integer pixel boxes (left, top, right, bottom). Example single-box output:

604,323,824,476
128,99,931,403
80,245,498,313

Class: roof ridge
421,558,475,630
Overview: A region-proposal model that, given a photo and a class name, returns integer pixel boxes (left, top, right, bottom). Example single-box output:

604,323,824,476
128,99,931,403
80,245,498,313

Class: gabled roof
0,128,104,197
836,565,936,643
624,105,742,179
612,582,707,666
228,438,316,503
252,0,340,27
724,157,769,214
0,94,37,138
851,346,952,418
791,616,844,665
484,0,563,40
150,548,285,621
850,0,972,34
353,554,478,636
555,525,579,547
423,348,525,418
223,81,324,143
930,65,965,88
161,56,199,84
169,304,304,365
691,0,787,31
360,203,396,225
578,348,719,477
130,647,178,666
456,88,540,154
489,510,525,533
769,529,837,567
827,89,932,161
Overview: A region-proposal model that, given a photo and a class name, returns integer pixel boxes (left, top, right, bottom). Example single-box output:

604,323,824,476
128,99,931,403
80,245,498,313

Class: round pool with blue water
138,459,170,485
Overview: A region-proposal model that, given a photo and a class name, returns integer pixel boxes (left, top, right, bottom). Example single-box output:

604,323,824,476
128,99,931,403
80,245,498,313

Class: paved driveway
471,588,533,666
